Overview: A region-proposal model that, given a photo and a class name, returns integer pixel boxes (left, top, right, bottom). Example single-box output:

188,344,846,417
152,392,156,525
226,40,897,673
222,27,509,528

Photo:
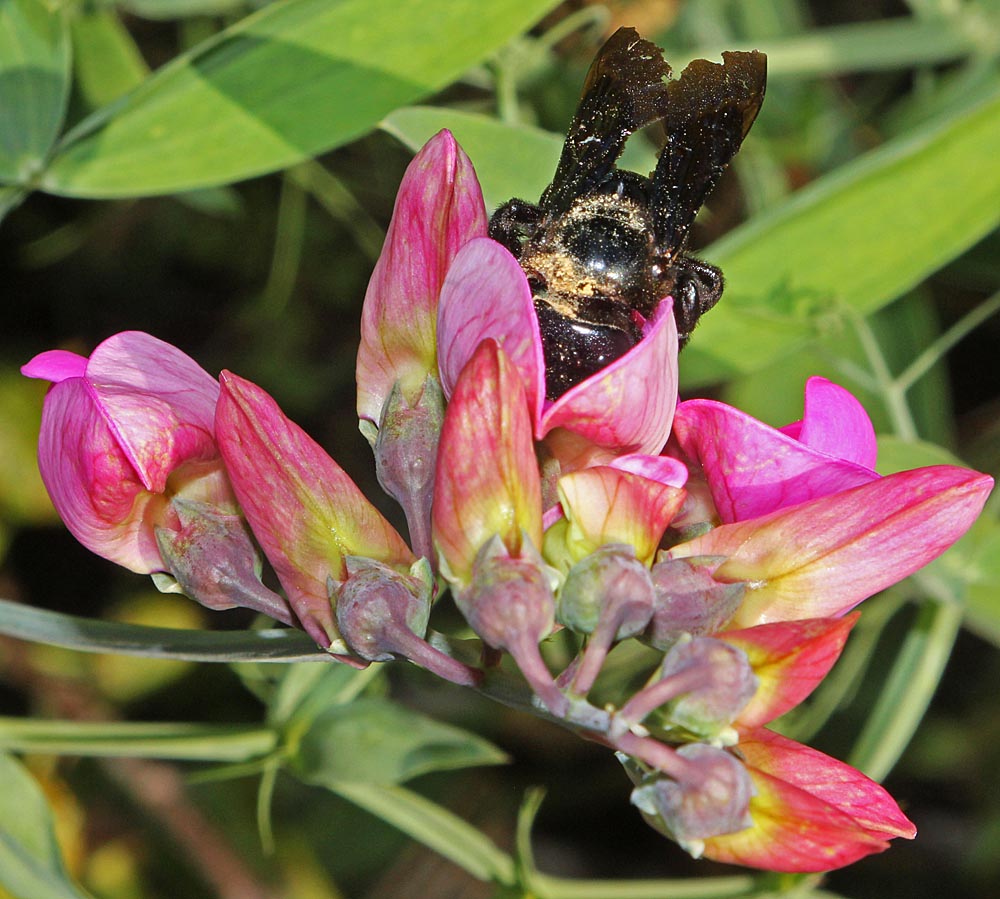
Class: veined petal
668,465,993,626
779,377,877,468
610,452,688,488
672,394,878,524
432,340,542,586
541,296,678,456
357,130,487,424
703,729,914,872
719,615,859,728
34,378,167,573
437,237,545,425
25,331,220,494
557,467,685,567
216,372,413,650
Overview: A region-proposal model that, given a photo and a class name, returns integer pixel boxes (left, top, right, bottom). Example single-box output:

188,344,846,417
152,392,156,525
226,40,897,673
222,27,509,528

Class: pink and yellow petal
357,130,487,423
216,372,413,649
719,615,859,728
704,730,914,871
432,340,542,585
668,465,993,626
558,467,684,566
35,378,167,573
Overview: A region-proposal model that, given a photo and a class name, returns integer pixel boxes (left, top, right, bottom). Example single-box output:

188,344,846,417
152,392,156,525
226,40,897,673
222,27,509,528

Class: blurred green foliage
2,0,1000,897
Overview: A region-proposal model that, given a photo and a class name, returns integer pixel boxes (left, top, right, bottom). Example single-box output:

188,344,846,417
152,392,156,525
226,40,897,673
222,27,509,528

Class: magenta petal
673,397,879,523
357,130,488,423
779,377,877,469
540,296,678,455
83,332,220,492
22,349,88,382
36,379,165,573
437,237,545,423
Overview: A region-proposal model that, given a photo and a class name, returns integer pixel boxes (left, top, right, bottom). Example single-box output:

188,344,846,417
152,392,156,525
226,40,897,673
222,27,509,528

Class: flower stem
382,619,483,687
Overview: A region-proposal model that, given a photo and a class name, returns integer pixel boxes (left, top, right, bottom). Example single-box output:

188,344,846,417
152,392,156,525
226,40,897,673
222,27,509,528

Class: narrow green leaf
683,89,1000,385
119,0,246,20
382,106,659,215
69,7,148,111
291,698,508,786
0,718,277,761
0,596,330,661
330,780,516,884
41,0,560,196
0,0,70,183
0,752,95,899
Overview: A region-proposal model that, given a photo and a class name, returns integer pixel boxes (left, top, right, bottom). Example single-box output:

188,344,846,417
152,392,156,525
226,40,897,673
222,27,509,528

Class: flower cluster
24,131,992,873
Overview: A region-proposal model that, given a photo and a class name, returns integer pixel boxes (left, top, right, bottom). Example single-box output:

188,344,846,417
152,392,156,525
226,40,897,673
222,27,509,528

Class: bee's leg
673,257,723,348
488,199,544,259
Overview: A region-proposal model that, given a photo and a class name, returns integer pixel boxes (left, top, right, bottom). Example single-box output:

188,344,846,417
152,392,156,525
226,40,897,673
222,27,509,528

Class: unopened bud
365,377,445,563
655,637,757,739
646,556,744,649
155,498,295,626
333,557,432,662
628,743,754,855
558,544,654,640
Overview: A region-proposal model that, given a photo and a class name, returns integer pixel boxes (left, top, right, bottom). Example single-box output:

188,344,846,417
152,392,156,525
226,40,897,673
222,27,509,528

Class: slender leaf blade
0,0,70,183
41,0,559,196
0,597,329,661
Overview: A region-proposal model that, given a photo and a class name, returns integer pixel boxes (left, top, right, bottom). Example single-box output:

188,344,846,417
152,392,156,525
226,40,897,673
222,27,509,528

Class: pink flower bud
357,130,487,426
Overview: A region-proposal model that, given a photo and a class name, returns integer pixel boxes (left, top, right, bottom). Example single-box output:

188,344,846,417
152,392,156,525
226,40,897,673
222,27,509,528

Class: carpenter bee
489,28,766,398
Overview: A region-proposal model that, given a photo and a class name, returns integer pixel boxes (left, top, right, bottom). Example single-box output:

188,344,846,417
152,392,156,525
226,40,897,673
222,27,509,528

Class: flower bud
365,377,444,563
628,743,755,855
558,545,654,639
646,556,745,648
333,558,432,662
155,497,294,625
655,637,758,739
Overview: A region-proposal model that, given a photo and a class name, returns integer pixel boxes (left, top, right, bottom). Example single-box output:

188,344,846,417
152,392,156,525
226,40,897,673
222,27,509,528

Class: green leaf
330,780,516,885
382,106,659,215
291,698,507,786
0,752,95,899
0,0,70,184
963,514,1000,647
0,596,330,661
682,89,1000,385
119,0,246,20
41,0,560,196
0,718,277,761
69,7,148,111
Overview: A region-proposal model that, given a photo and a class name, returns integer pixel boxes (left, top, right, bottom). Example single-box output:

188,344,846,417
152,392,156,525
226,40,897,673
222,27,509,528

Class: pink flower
215,371,414,653
702,728,916,871
671,377,879,524
437,237,679,461
22,331,229,573
356,129,487,427
665,378,993,626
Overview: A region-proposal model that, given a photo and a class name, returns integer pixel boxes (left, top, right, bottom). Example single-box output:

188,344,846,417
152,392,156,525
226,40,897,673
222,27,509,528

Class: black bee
489,28,766,398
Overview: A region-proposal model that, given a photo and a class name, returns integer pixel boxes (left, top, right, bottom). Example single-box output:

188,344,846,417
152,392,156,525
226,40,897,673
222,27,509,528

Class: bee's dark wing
539,27,673,216
650,51,766,255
